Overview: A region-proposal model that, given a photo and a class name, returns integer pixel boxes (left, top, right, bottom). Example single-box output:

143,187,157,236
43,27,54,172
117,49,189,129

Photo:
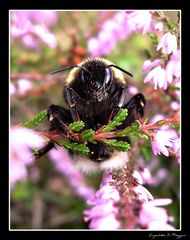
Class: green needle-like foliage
81,129,95,142
68,121,85,132
103,139,131,152
22,108,149,155
22,110,47,128
116,122,140,137
59,140,90,154
102,109,128,132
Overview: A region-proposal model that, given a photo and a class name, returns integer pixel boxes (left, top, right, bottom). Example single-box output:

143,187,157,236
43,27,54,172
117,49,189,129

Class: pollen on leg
140,100,145,107
49,114,54,121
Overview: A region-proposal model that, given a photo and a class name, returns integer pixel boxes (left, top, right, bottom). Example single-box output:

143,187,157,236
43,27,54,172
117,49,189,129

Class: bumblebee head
51,58,133,102
76,60,115,102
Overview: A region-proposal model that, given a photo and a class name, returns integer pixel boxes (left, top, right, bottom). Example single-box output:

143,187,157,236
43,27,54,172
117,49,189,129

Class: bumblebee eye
104,68,112,85
78,67,92,84
78,70,85,83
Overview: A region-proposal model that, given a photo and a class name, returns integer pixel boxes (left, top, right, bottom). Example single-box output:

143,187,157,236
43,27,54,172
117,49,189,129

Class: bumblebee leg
121,93,146,128
47,104,72,134
33,141,55,160
33,105,72,160
108,88,126,121
64,86,85,122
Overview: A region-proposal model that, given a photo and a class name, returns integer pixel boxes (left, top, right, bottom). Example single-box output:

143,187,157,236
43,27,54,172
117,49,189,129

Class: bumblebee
36,57,146,172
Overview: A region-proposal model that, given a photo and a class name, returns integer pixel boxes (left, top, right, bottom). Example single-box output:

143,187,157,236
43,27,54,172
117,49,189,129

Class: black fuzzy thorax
64,59,127,161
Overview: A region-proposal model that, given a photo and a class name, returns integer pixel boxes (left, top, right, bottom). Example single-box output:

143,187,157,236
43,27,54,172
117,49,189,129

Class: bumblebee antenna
50,65,77,75
50,65,92,79
107,64,133,77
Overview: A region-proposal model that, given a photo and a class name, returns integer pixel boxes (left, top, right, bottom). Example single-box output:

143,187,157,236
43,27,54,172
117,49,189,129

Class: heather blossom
11,11,58,27
129,171,175,229
88,11,132,56
135,157,169,187
144,65,168,89
126,11,153,34
10,79,32,96
49,148,95,201
148,115,180,160
10,126,45,188
84,171,120,229
138,198,175,229
17,79,32,95
150,22,164,33
88,11,167,57
132,170,154,202
151,130,174,157
10,83,16,96
157,32,177,54
11,11,57,50
143,47,180,90
142,58,161,73
165,50,181,83
84,169,175,230
141,163,168,187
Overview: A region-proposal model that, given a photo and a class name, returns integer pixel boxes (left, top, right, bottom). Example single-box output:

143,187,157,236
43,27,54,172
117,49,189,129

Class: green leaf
171,122,180,131
168,23,179,33
103,109,128,132
103,139,131,152
81,129,95,142
147,32,158,46
144,49,153,59
135,132,150,140
59,140,90,154
168,85,180,91
116,123,140,137
68,121,85,132
22,110,47,128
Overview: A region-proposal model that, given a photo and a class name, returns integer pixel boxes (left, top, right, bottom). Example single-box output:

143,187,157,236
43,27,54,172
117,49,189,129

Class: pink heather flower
11,11,57,50
27,11,58,26
140,167,155,185
149,114,165,124
49,148,95,201
31,24,57,48
10,126,45,188
10,83,16,96
142,58,161,73
84,171,120,229
151,130,174,156
88,11,132,56
144,66,167,89
157,32,177,54
150,22,164,33
170,101,180,111
137,157,168,187
11,11,57,28
128,85,138,95
138,198,175,230
11,14,33,37
132,171,153,202
145,167,168,187
126,11,153,34
165,50,181,83
21,34,40,49
149,115,180,162
17,79,32,95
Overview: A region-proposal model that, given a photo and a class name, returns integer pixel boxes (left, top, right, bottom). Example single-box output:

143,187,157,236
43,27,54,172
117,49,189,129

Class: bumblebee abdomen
87,142,113,162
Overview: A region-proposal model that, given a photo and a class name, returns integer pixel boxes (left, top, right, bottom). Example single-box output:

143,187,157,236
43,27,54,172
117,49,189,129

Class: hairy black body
35,58,146,168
